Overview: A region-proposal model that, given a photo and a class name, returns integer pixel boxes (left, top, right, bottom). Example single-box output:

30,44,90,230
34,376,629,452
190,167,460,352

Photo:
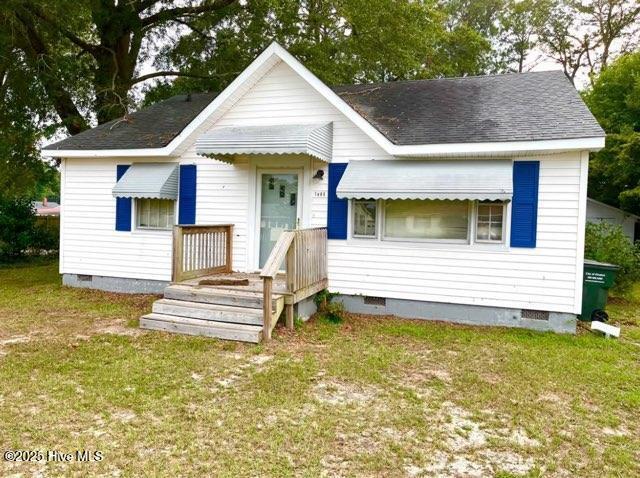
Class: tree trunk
15,11,88,135
93,47,134,124
91,5,140,124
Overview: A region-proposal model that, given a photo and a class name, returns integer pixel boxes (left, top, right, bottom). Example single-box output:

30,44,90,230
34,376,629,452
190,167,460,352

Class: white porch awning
195,123,333,161
112,163,179,199
336,160,513,201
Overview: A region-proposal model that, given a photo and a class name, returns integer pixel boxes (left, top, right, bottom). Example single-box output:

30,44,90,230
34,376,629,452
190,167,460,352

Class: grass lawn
1,259,639,477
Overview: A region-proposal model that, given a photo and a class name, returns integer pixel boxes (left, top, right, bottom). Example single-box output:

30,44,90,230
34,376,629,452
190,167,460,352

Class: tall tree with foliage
0,0,499,134
584,50,640,214
0,25,59,200
496,0,552,72
539,0,640,84
1,0,241,132
144,0,493,103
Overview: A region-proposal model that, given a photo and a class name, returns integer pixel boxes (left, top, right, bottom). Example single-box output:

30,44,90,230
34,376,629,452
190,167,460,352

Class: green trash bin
580,259,619,321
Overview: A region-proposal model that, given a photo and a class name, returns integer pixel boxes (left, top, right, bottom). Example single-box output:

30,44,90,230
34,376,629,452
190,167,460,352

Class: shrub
0,196,58,260
31,220,60,253
584,222,640,292
314,289,345,323
0,196,37,259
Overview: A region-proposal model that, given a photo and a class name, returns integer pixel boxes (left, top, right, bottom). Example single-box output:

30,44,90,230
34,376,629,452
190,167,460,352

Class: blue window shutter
327,163,348,239
179,165,197,224
510,161,540,248
115,165,131,231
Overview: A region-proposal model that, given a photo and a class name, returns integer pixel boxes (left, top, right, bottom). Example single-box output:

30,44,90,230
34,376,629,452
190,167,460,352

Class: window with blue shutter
510,161,540,248
327,163,348,239
115,165,131,231
178,164,197,224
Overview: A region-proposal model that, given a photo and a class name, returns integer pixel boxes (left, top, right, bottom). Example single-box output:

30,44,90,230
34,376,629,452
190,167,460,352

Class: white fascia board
41,42,607,160
41,147,174,158
390,136,605,157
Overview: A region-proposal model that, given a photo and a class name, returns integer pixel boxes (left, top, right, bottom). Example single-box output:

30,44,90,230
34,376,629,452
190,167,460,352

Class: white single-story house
586,198,639,243
42,43,605,340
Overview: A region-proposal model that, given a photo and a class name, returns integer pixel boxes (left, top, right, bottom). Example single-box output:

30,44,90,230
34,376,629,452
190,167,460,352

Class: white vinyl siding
60,155,250,281
61,158,174,281
59,60,587,316
211,61,392,162
330,154,587,314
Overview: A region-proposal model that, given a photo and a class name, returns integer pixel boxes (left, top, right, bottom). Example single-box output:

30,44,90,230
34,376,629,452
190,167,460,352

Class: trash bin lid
584,259,620,270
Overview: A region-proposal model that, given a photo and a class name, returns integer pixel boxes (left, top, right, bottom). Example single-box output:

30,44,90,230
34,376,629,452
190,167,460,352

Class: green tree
1,0,241,132
539,0,640,84
0,197,37,259
144,0,492,104
0,25,60,200
584,50,640,214
497,0,552,72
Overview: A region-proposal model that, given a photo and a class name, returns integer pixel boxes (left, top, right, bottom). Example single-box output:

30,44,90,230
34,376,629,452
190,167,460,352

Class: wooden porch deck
140,225,328,343
179,272,289,296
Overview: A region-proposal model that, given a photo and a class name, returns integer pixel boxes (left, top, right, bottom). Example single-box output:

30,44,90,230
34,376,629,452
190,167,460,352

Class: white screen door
258,172,300,268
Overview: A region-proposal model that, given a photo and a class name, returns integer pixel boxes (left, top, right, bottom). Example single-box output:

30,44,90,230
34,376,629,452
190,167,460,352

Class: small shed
586,198,639,243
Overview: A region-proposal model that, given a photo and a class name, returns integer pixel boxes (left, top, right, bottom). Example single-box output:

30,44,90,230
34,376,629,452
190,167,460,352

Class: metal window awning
195,123,333,161
336,160,513,201
112,163,179,199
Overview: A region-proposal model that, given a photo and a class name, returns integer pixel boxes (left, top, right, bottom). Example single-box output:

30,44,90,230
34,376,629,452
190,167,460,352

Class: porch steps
163,284,278,310
152,298,263,326
140,284,285,343
140,313,263,343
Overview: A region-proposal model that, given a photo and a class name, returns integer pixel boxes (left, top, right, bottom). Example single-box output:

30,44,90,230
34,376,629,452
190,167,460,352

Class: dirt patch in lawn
93,319,144,337
312,379,379,406
0,334,35,356
401,401,540,477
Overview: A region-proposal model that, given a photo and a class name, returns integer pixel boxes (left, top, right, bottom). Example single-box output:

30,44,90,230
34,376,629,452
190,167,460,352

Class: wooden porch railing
172,224,233,282
260,227,328,340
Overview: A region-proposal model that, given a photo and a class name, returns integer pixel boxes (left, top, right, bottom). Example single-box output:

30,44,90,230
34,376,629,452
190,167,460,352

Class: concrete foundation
61,273,576,334
294,295,318,320
336,294,577,334
62,273,168,294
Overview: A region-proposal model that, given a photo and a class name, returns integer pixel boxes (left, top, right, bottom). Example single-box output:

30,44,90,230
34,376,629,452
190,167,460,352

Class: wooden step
152,299,263,326
164,284,282,310
140,313,263,343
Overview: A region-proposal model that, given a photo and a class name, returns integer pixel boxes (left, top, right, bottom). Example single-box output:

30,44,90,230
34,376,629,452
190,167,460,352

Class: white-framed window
350,198,508,245
383,199,470,242
475,202,505,243
135,198,175,230
353,200,377,237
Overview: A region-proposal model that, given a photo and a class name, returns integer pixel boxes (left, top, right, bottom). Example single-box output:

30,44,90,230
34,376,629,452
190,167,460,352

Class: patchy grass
0,259,639,477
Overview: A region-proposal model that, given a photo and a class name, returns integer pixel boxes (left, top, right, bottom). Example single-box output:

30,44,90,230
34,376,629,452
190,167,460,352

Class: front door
258,171,301,268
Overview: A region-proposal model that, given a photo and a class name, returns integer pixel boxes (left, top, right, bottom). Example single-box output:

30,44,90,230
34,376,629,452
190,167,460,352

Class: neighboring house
33,198,61,216
586,198,640,243
33,199,61,236
42,42,605,339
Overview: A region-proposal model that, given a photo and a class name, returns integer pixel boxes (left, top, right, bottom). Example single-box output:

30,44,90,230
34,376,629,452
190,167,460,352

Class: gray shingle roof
332,70,604,144
43,93,218,151
44,70,603,151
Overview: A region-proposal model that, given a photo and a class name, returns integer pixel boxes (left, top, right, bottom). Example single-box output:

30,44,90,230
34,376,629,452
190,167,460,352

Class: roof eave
41,42,605,160
42,136,605,159
391,136,605,158
41,146,177,158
